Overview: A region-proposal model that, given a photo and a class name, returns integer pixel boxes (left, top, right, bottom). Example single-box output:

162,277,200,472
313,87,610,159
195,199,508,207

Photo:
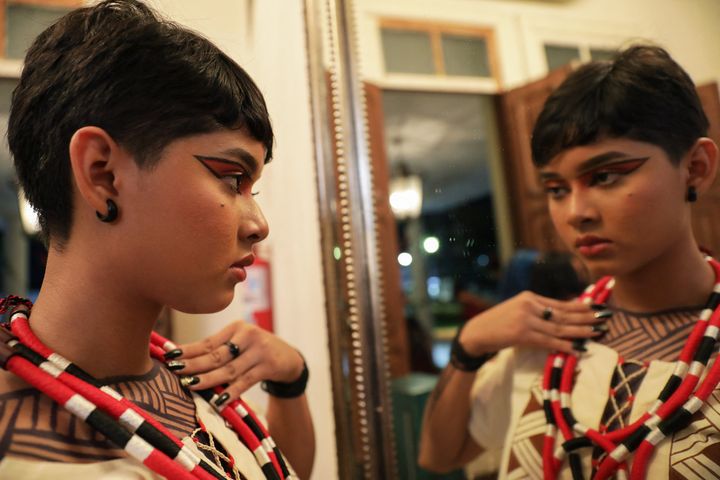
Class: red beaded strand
541,277,621,478
594,260,720,480
147,334,292,479
5,312,229,479
149,332,293,479
1,335,201,480
0,301,294,480
541,256,720,480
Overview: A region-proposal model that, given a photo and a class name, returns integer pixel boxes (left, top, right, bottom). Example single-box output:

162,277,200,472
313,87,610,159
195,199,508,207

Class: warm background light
423,236,440,254
397,252,413,266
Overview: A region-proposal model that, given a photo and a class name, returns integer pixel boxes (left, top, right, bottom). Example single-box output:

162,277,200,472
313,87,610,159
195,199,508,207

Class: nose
243,200,270,244
566,189,598,230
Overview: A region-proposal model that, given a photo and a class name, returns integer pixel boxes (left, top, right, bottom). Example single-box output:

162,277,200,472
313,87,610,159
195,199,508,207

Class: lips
575,235,612,257
229,254,255,282
231,254,256,269
575,235,611,248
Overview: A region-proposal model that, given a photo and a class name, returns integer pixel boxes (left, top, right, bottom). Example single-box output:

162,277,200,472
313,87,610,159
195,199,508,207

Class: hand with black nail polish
166,360,185,371
163,320,315,478
164,320,305,404
457,291,607,358
163,348,183,360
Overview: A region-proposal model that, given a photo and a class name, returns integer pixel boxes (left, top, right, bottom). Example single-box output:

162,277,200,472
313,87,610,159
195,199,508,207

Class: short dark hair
531,45,708,167
9,0,274,242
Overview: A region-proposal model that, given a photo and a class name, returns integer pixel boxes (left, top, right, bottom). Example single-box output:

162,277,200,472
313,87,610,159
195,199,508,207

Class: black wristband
262,359,309,398
450,324,496,372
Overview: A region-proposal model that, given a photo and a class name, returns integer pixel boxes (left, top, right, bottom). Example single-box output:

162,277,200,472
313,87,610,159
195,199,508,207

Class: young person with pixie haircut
0,1,314,478
419,45,720,479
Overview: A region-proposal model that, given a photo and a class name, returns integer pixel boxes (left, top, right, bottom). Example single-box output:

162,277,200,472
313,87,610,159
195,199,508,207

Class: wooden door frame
363,82,411,377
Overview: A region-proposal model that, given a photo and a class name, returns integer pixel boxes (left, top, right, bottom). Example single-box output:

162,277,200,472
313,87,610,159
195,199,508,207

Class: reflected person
419,45,719,478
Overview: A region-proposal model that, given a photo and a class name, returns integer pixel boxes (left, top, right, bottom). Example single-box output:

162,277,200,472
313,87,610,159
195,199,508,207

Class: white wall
356,0,720,89
148,1,337,479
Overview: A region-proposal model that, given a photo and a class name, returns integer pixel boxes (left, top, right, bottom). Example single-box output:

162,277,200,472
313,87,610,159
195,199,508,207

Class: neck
28,245,160,379
610,235,714,313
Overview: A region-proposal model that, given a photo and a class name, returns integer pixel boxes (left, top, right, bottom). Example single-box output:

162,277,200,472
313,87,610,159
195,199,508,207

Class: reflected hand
165,321,305,403
458,291,608,356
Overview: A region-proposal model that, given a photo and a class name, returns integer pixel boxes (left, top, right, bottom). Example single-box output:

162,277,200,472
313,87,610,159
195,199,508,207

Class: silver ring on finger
225,341,241,359
541,306,553,321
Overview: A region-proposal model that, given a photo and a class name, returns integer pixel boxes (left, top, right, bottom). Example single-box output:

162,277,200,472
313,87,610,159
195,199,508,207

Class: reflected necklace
541,256,720,480
0,298,296,480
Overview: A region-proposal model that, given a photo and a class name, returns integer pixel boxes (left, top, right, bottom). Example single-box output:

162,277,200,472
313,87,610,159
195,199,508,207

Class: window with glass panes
544,42,617,72
380,20,499,81
0,0,80,296
1,0,81,59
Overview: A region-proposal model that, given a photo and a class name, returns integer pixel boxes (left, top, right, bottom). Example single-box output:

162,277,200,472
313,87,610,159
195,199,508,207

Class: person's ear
685,137,719,196
68,126,123,220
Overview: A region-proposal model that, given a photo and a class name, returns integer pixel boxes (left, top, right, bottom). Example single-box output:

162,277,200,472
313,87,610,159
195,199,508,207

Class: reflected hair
9,0,273,243
529,252,585,301
531,45,708,167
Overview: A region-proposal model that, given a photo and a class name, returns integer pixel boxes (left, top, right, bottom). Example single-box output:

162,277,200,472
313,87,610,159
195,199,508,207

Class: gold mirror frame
304,0,398,478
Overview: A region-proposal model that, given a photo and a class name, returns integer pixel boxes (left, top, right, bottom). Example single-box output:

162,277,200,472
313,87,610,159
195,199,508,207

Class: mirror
305,0,720,478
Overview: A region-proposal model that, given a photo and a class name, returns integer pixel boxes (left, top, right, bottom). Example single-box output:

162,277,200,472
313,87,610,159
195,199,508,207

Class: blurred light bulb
423,236,440,254
397,252,413,266
389,175,422,219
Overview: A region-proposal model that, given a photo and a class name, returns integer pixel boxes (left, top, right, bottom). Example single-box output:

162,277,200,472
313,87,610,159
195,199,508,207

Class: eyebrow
539,151,640,181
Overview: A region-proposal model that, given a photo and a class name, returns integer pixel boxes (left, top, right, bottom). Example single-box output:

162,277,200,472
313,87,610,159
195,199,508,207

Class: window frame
378,18,502,90
518,14,644,79
0,0,83,64
543,42,619,72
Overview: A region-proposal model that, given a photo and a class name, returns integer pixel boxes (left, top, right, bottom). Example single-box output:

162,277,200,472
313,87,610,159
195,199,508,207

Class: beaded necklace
541,256,720,480
0,298,296,480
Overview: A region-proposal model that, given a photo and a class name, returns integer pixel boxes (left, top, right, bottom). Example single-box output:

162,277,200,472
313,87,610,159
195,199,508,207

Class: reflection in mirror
381,90,505,367
310,0,720,478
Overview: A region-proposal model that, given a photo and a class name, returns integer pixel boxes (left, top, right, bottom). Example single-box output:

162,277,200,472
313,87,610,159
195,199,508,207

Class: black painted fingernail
166,360,185,371
594,310,613,320
592,323,609,333
214,392,230,407
180,376,199,387
572,339,587,352
591,303,607,311
164,349,183,360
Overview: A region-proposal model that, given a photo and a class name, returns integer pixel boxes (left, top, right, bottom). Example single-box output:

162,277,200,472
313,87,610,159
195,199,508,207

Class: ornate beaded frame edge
303,0,398,478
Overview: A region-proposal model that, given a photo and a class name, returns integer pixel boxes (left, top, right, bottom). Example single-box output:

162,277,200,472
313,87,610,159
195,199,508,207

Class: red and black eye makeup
193,155,246,177
193,155,250,194
577,156,649,185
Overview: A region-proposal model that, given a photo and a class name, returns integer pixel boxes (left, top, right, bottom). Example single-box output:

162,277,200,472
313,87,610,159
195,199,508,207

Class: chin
580,257,623,280
172,290,236,315
591,259,651,282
